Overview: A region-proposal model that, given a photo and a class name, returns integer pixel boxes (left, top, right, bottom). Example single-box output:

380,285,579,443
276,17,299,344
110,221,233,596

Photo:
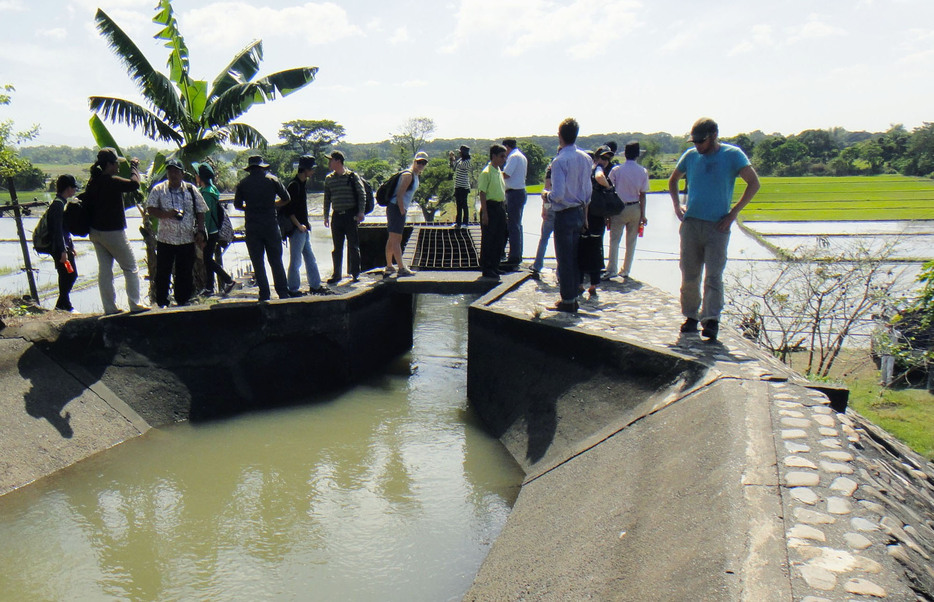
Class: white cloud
185,2,362,47
729,24,773,56
389,26,410,45
0,0,25,11
400,80,427,88
37,27,67,40
785,14,845,45
442,0,642,57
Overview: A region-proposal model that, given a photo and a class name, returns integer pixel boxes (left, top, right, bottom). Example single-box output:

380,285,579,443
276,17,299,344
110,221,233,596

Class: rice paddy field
650,175,934,222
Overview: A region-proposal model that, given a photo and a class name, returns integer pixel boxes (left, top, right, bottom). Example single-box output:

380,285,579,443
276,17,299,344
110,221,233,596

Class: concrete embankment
0,279,414,495
464,275,933,601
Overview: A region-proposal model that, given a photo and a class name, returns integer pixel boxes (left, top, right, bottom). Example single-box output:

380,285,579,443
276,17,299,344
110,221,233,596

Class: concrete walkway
466,271,934,601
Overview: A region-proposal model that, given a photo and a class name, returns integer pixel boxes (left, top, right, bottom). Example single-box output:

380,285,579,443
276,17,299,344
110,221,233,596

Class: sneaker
310,286,335,295
129,304,150,313
222,280,237,296
680,318,699,333
481,270,501,282
326,275,341,285
529,269,541,281
701,320,719,341
397,267,415,277
288,290,306,298
384,266,396,276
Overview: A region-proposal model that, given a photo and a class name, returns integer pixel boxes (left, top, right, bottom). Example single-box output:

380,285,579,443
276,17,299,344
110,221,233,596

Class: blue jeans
505,189,526,264
288,227,321,291
553,206,584,303
532,210,555,272
245,221,289,300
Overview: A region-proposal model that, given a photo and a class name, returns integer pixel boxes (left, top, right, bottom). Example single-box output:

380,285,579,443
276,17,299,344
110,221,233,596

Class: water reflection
0,294,524,601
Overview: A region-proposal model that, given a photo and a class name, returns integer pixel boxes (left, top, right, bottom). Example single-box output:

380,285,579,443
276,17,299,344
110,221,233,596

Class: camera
175,209,184,220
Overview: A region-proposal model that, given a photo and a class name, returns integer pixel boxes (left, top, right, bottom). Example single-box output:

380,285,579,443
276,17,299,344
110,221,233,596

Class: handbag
589,186,624,218
277,210,295,240
218,208,234,246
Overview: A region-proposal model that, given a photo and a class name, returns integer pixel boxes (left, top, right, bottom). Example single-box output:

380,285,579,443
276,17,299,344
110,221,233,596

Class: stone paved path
489,272,934,601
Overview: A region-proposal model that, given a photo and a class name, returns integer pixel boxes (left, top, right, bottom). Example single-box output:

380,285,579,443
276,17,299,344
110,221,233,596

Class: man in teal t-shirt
668,117,760,341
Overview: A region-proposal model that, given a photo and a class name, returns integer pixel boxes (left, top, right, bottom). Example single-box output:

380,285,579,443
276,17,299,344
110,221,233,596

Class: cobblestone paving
490,272,934,601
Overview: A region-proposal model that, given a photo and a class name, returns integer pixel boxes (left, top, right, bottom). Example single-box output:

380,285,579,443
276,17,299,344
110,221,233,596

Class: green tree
723,133,755,157
857,139,885,174
751,135,785,175
520,140,547,186
278,119,345,157
392,117,435,166
89,0,317,182
350,158,391,184
902,122,934,177
412,157,453,222
795,129,839,161
0,84,39,182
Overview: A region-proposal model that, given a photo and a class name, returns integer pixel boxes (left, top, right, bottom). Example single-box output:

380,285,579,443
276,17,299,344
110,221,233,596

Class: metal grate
405,225,480,270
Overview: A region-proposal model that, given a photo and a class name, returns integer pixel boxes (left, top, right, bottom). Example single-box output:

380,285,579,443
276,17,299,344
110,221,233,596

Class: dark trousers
554,206,584,302
54,250,77,311
579,216,606,286
454,187,470,225
203,232,232,292
480,200,507,275
245,222,289,300
155,241,195,307
330,210,361,278
505,188,526,264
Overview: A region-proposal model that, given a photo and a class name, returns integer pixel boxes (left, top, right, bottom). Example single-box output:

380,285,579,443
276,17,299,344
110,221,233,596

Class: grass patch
650,175,934,221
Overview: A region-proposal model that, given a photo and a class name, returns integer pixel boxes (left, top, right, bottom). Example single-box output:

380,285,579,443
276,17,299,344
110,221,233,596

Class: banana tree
88,0,317,298
89,0,317,181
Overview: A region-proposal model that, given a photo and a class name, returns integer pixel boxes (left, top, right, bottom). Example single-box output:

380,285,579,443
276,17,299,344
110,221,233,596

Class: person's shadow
20,345,78,438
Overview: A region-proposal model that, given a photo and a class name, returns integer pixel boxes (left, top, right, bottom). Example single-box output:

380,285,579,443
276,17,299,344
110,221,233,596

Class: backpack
375,171,411,207
32,199,59,255
350,171,375,214
65,195,92,237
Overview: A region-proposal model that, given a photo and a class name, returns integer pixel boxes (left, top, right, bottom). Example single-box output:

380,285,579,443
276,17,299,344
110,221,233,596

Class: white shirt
608,160,649,204
503,148,528,190
147,181,208,245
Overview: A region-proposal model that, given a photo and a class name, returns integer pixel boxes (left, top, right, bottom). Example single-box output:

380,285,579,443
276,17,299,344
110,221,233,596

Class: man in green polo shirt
478,144,508,281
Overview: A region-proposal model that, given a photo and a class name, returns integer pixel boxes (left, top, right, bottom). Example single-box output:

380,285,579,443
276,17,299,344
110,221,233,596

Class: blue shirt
390,170,419,210
676,143,751,222
548,144,593,211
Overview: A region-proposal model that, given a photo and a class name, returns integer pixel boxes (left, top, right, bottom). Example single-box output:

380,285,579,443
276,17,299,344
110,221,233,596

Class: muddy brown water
0,294,524,601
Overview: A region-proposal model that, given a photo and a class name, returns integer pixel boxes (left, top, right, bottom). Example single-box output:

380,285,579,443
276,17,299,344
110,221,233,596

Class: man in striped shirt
449,145,472,228
323,150,367,284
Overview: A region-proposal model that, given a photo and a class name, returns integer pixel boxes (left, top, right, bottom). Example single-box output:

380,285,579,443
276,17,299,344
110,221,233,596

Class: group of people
44,115,758,340
478,116,759,341
43,147,434,311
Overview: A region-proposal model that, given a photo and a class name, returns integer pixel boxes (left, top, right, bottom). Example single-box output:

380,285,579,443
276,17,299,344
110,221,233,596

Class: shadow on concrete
468,305,710,474
18,317,117,438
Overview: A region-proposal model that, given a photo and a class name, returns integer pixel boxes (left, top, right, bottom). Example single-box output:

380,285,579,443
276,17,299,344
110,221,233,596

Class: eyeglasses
415,160,428,165
691,136,709,145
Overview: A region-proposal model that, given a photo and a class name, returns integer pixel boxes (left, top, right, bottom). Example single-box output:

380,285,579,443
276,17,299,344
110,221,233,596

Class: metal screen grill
405,225,480,270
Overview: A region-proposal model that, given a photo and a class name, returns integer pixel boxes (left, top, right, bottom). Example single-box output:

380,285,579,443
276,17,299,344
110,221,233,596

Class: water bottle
638,223,644,238
63,259,74,274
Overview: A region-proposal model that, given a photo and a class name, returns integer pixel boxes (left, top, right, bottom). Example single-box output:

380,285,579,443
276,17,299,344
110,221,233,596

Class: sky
1,0,933,150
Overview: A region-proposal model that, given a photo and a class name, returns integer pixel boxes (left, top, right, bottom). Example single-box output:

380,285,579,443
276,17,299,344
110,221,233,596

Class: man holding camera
147,158,208,307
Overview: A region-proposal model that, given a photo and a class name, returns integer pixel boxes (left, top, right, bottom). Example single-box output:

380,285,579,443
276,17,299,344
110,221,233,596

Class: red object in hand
638,223,645,238
63,260,74,274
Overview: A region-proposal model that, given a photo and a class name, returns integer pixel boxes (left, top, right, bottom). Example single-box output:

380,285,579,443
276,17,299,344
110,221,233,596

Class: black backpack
350,171,375,214
67,183,95,237
375,171,411,207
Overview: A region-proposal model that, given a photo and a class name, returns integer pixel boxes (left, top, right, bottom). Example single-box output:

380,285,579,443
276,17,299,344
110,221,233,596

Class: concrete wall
34,283,415,426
